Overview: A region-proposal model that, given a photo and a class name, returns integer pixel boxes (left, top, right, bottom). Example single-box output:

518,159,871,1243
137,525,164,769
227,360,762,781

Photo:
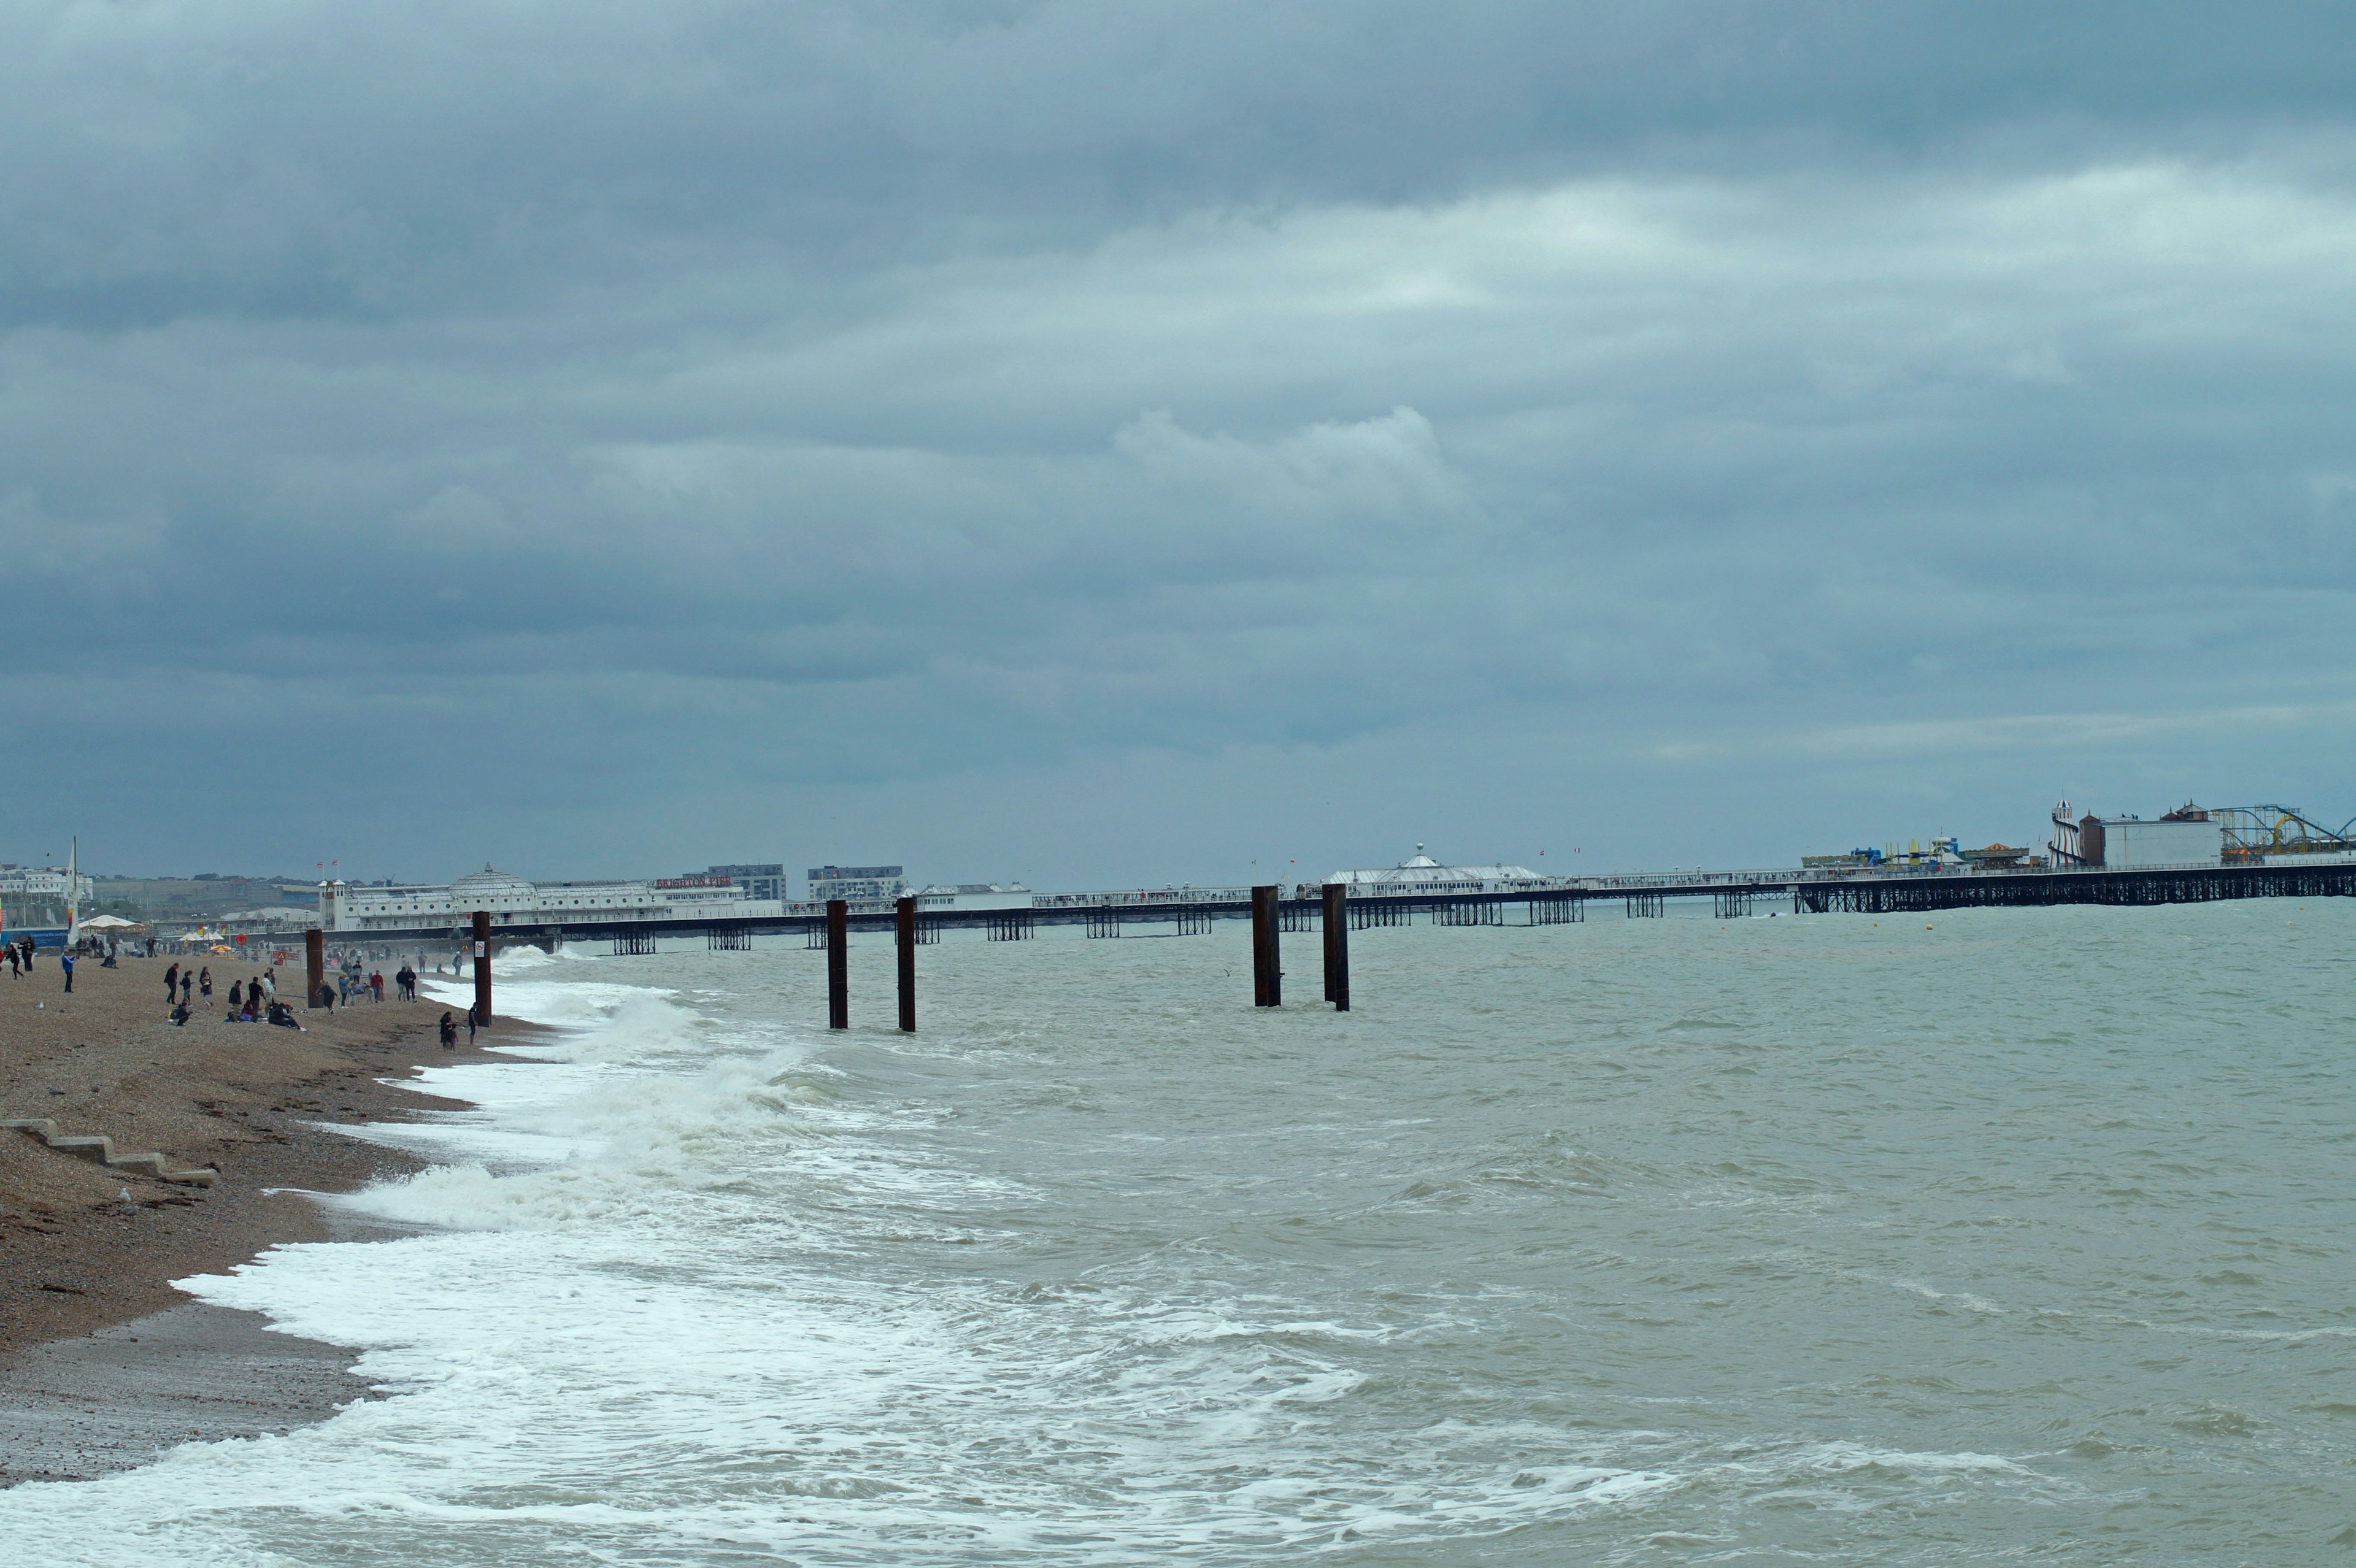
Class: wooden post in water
304,928,326,1010
1323,882,1349,1012
896,896,917,1032
472,909,493,1026
826,899,849,1029
1252,885,1280,1007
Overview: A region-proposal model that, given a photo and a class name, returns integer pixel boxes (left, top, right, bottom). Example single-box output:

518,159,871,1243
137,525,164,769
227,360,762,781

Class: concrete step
4,1118,218,1187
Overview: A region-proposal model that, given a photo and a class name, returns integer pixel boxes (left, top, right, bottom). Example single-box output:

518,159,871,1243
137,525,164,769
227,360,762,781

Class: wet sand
0,948,534,1483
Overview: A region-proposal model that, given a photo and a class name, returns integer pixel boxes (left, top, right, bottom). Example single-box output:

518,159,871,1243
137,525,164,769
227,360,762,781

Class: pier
315,858,2355,954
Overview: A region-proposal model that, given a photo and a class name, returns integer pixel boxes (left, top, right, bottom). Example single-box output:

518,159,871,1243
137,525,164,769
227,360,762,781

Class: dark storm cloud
3,2,2354,882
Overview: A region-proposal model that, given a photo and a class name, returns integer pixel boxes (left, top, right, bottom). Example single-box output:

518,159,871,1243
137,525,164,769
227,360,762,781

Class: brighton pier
318,856,2356,955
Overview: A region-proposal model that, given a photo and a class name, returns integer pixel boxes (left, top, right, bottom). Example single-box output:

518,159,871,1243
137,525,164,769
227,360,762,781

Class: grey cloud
4,4,2355,880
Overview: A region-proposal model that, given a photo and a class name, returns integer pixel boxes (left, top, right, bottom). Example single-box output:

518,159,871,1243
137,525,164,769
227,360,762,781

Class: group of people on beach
158,958,296,1028
5,936,36,978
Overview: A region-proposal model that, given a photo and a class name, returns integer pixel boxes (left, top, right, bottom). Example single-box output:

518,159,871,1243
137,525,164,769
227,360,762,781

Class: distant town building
706,863,785,902
323,865,777,932
806,865,907,902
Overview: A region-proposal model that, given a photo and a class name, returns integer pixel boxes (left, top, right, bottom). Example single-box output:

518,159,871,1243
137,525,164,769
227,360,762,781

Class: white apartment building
0,866,98,903
323,866,777,932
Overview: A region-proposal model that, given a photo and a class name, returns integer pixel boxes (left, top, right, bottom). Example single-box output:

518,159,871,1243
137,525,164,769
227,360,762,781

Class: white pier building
1309,846,1547,897
321,866,780,932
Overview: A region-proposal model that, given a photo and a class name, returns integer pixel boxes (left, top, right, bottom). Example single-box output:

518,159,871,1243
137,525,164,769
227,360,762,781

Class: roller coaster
2209,805,2356,862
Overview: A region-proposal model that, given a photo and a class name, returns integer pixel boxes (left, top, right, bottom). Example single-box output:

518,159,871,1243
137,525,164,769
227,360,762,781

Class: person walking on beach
438,1011,457,1049
466,1003,477,1046
198,967,210,1001
7,943,18,978
165,961,179,1002
60,949,74,993
369,970,384,1003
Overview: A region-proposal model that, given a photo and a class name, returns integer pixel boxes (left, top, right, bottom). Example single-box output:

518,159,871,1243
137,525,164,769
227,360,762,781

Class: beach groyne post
304,928,325,1010
1252,885,1280,1007
472,910,493,1025
896,896,917,1032
827,899,849,1029
1323,883,1349,1011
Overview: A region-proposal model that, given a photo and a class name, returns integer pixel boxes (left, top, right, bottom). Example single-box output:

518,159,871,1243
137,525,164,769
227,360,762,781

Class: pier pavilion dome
449,864,537,909
1321,846,1541,891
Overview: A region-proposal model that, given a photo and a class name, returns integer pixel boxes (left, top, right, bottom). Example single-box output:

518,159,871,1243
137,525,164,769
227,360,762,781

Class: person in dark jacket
165,962,180,1001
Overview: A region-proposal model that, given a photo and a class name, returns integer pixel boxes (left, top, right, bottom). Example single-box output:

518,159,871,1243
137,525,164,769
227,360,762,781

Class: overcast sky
4,2,2352,888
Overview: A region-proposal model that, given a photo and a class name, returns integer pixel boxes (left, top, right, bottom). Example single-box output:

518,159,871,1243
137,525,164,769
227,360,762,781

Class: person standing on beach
228,979,243,1012
165,961,179,1002
198,967,209,1001
438,1010,456,1048
466,1003,477,1045
60,949,74,993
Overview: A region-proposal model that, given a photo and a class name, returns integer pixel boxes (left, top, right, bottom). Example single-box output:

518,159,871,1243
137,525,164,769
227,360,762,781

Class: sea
3,899,2351,1565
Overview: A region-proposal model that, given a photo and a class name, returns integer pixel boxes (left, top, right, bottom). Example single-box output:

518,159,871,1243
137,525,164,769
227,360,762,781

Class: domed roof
451,864,534,895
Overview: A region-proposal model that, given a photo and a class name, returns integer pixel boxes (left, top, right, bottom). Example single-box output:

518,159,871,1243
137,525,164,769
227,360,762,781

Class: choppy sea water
3,901,2352,1564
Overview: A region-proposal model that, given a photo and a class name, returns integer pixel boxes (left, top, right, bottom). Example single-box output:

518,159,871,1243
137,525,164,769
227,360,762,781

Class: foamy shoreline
0,955,541,1483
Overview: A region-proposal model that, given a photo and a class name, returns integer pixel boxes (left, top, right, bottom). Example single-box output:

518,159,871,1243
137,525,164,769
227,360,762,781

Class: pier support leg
1252,885,1280,1007
304,928,325,1010
472,910,493,1026
1323,882,1348,1012
896,896,917,1032
827,899,849,1029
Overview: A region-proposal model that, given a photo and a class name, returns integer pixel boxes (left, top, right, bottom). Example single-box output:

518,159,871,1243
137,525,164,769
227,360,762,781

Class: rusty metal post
304,928,326,1010
1252,885,1280,1007
1323,882,1348,1011
472,910,493,1026
826,899,849,1029
896,896,917,1032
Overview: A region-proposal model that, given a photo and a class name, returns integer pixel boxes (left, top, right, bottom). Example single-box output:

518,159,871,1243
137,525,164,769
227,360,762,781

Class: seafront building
704,863,787,901
321,866,781,933
0,865,98,903
806,865,909,902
